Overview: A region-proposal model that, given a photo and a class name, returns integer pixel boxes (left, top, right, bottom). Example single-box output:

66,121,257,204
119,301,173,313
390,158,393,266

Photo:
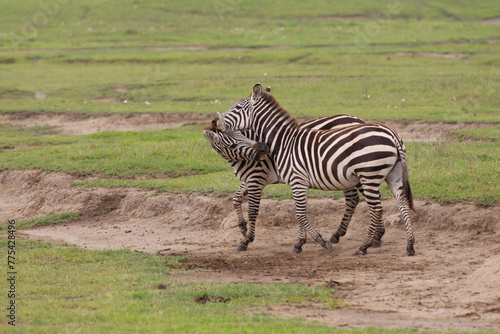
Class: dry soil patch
1,170,499,331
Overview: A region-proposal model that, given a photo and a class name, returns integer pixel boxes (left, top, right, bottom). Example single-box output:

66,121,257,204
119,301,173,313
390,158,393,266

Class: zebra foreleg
236,184,263,252
372,223,386,248
292,184,332,253
330,188,359,244
233,184,249,237
292,224,307,253
357,189,383,255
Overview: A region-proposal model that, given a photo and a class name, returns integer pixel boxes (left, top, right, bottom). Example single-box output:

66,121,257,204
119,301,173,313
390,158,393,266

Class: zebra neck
253,101,299,155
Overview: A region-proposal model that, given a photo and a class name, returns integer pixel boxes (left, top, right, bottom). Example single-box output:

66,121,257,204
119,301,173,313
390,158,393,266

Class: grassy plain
1,123,498,205
1,238,346,333
1,0,500,332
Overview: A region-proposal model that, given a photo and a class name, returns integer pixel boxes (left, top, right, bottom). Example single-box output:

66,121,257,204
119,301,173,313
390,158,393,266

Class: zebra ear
203,130,220,144
251,83,262,102
217,112,227,131
264,86,271,93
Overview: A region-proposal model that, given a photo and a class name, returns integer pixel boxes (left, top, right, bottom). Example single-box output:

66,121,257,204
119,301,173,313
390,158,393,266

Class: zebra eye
229,143,237,149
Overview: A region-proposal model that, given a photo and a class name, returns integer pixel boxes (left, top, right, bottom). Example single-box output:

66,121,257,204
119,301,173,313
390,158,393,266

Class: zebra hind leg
330,188,359,244
354,186,385,248
396,193,415,255
292,184,332,253
356,187,383,255
385,161,415,256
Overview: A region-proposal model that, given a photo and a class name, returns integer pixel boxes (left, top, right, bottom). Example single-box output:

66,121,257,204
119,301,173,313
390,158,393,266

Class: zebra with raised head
204,111,377,252
217,83,415,256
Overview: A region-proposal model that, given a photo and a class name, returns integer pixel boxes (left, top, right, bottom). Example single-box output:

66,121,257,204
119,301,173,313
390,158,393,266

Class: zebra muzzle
253,142,269,161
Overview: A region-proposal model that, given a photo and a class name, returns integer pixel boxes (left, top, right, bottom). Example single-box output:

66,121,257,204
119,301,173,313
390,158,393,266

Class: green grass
1,1,499,332
0,51,499,122
1,238,348,333
71,140,500,206
1,212,79,230
0,124,228,177
449,125,500,142
2,0,500,50
0,0,500,121
407,141,499,206
2,123,499,205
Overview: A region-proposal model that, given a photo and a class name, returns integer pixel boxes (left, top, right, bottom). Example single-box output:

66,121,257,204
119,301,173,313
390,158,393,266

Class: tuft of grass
10,212,79,230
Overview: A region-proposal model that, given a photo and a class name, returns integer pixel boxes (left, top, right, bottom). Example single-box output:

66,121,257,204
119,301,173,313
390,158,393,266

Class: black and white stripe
219,83,415,256
204,114,369,252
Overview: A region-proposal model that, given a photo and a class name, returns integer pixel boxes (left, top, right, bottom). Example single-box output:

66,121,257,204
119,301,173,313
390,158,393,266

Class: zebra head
221,84,270,131
203,113,269,162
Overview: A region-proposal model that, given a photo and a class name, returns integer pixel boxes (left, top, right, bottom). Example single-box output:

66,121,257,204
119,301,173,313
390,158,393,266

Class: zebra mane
259,91,299,128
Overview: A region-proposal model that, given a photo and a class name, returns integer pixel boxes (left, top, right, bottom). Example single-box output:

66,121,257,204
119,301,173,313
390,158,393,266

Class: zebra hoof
236,244,248,252
323,241,333,252
371,239,382,248
329,236,339,244
292,247,302,254
355,249,367,256
406,248,415,256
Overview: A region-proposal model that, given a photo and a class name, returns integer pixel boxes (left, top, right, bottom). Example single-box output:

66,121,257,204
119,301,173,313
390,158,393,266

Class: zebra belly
308,171,359,191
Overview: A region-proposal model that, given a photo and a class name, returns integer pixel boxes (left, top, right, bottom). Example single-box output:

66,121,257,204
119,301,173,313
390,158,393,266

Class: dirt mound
1,169,499,331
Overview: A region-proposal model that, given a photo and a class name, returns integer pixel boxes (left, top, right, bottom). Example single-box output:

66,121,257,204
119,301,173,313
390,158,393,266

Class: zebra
204,111,379,253
217,83,415,256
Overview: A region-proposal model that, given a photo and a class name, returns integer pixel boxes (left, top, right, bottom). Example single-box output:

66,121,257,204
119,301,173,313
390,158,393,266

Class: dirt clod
195,294,210,304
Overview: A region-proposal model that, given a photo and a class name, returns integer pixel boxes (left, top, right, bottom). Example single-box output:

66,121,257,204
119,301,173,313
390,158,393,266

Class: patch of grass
71,138,500,206
407,141,500,205
2,122,499,205
8,212,79,230
0,125,229,177
72,174,350,200
72,171,243,196
449,125,500,142
1,0,500,51
0,52,499,122
0,124,70,149
0,238,346,333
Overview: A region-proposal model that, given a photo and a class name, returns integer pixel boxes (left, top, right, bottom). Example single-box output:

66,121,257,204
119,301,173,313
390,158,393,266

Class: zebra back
204,115,367,185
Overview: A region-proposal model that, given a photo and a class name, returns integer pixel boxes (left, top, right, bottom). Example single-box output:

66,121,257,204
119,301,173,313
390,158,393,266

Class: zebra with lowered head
216,83,416,256
204,110,385,253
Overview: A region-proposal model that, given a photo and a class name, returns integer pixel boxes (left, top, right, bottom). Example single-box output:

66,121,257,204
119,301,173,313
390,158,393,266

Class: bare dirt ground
1,169,499,331
1,113,499,331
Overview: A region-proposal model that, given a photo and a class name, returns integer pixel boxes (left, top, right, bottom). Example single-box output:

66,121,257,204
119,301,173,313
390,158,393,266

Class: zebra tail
398,145,416,213
403,169,415,212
